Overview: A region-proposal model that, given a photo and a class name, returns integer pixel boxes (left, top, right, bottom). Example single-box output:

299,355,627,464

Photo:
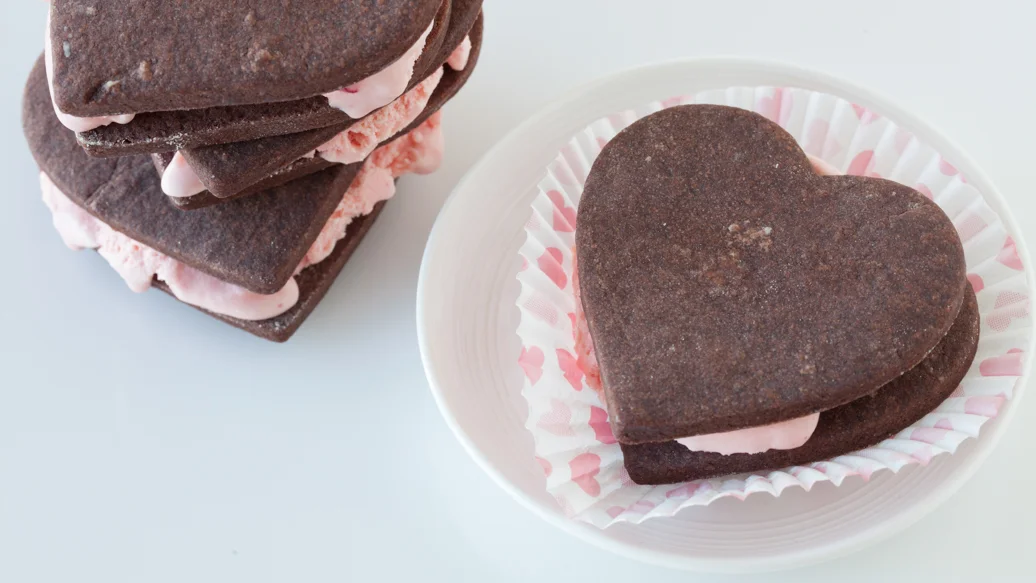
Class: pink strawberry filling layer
299,112,445,271
568,154,842,455
315,67,444,166
42,114,445,321
163,66,446,198
316,36,470,164
324,22,433,119
674,415,820,455
161,153,208,199
447,36,473,71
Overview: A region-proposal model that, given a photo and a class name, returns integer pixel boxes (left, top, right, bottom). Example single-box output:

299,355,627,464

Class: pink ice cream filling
42,114,445,322
44,12,136,133
41,173,299,321
324,22,434,119
447,36,473,71
161,152,208,198
299,112,445,271
569,154,843,455
674,415,821,456
315,66,444,165
162,66,446,199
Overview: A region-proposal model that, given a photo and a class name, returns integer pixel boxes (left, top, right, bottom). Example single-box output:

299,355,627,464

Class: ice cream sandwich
48,0,447,141
573,105,979,484
28,2,483,339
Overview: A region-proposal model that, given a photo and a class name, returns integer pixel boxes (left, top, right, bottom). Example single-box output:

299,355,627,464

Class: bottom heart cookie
620,286,979,485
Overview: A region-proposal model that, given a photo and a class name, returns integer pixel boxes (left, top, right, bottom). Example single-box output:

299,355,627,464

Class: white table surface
1,1,1033,581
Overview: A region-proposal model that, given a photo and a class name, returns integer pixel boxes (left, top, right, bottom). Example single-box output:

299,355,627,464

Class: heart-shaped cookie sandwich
50,0,445,138
575,104,978,484
26,4,483,340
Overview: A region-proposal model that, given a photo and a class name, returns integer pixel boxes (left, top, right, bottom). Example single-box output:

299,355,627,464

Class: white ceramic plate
416,58,1033,573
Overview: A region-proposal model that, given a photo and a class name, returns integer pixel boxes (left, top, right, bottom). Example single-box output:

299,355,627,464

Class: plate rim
416,56,1035,573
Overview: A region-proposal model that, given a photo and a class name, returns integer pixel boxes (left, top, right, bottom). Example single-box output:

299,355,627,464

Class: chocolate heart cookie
576,105,967,445
49,0,443,116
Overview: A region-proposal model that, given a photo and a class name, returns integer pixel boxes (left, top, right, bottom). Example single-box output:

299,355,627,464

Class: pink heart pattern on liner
518,346,544,385
940,157,961,177
757,87,790,126
988,291,1030,332
998,237,1024,270
980,349,1025,377
569,453,602,497
847,150,878,177
536,457,553,478
537,399,575,437
851,103,881,125
589,406,617,445
968,274,985,293
547,190,576,233
537,248,567,290
955,213,989,243
522,295,559,327
556,348,583,391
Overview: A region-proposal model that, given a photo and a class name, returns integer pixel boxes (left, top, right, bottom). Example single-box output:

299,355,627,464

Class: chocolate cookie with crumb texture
49,0,444,115
577,105,967,444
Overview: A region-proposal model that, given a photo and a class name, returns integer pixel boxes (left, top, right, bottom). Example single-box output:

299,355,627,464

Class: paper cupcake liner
516,87,1032,528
